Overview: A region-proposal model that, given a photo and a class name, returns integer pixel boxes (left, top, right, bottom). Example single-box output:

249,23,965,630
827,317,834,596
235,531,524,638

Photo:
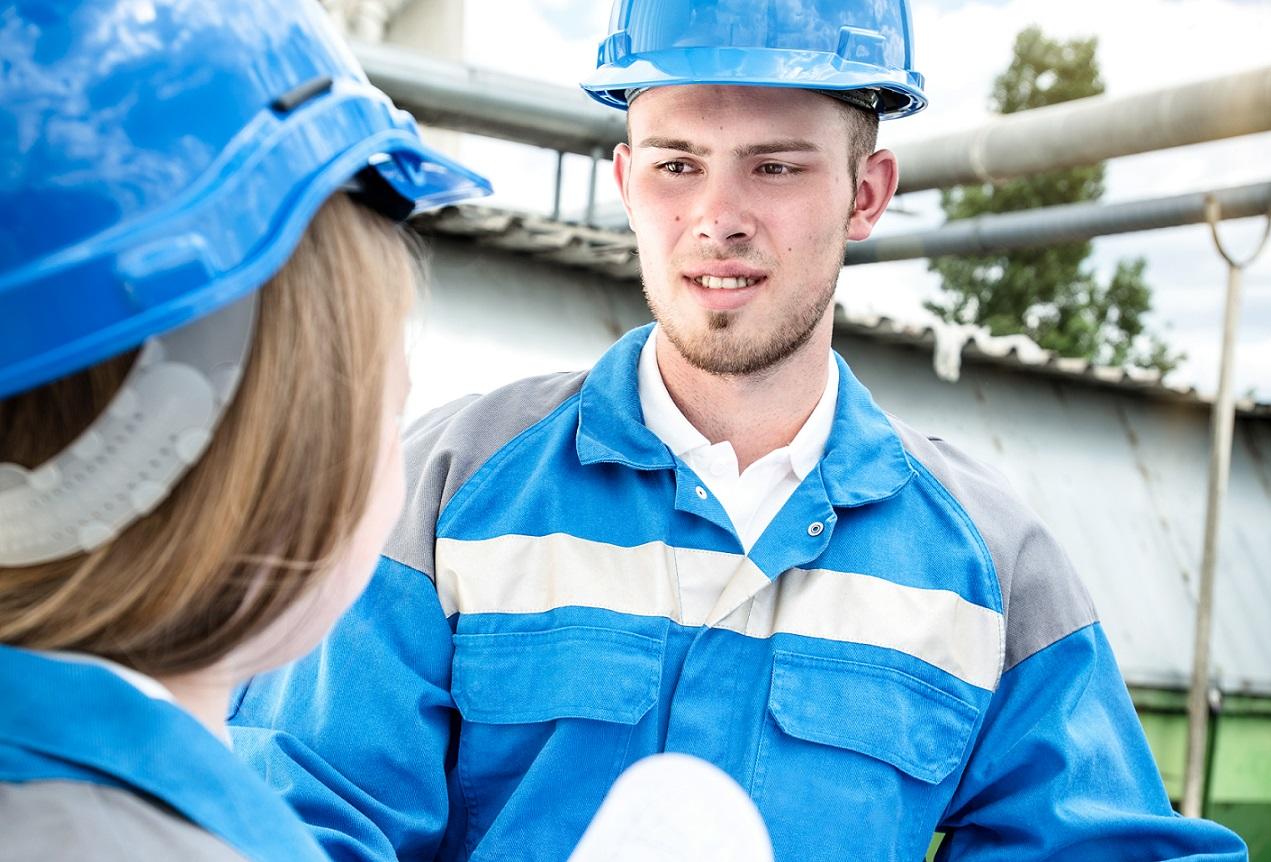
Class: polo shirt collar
577,323,914,508
636,325,710,457
637,325,838,482
788,354,838,480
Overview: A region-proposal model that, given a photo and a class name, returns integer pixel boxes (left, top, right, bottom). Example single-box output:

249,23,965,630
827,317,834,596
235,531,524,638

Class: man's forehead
627,85,842,144
631,83,831,115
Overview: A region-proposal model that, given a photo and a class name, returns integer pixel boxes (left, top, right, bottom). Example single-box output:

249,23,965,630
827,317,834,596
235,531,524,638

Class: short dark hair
837,101,880,182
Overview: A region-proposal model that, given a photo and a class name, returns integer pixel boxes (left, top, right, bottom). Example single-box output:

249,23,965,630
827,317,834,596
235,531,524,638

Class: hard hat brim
580,47,926,120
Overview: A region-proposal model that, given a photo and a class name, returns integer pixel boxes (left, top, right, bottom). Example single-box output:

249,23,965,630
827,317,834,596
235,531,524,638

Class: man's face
614,85,890,376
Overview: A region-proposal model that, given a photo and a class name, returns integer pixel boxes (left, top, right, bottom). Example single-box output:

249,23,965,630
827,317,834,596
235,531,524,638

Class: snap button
695,485,708,500
807,521,824,537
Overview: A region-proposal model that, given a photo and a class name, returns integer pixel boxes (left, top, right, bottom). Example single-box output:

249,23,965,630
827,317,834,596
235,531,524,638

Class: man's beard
644,248,843,377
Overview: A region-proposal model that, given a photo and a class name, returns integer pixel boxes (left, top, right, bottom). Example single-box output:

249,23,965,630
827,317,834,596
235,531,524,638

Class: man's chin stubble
657,301,828,377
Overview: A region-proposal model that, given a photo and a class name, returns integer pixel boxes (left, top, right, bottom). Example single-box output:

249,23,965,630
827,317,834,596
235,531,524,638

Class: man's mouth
692,275,763,290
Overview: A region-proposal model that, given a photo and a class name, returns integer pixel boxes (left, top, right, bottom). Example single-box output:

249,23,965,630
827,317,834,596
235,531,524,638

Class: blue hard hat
0,0,492,401
580,0,927,119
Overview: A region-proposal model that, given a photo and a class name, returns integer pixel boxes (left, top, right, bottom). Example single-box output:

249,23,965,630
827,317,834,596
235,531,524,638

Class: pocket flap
453,626,662,725
768,651,978,784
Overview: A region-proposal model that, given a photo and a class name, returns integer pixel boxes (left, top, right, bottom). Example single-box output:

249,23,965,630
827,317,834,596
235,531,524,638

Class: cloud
462,0,608,83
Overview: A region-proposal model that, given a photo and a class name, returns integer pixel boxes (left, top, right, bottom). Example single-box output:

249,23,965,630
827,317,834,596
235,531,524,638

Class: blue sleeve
228,556,456,861
937,623,1248,861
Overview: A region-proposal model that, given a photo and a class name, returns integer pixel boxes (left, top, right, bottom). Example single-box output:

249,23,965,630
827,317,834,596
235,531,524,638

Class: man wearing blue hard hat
231,1,1248,859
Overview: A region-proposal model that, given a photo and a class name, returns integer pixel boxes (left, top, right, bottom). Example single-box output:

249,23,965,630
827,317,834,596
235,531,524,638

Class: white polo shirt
637,326,838,553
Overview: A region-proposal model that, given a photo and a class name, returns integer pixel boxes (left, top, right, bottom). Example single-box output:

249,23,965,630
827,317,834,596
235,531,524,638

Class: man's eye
658,160,690,175
759,163,793,176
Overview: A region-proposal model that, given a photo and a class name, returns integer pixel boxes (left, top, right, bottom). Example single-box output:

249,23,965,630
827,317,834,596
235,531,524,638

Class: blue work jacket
0,645,327,861
230,324,1247,861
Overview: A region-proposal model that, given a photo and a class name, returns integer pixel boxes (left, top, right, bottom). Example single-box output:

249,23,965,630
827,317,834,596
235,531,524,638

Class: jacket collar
576,324,914,508
0,645,326,862
576,324,677,470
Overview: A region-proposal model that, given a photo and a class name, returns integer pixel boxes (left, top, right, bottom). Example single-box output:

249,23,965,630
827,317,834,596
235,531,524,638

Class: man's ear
613,142,634,230
847,149,899,242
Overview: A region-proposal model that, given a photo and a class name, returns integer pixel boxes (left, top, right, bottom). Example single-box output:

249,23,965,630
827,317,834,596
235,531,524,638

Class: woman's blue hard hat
581,0,927,120
0,0,492,400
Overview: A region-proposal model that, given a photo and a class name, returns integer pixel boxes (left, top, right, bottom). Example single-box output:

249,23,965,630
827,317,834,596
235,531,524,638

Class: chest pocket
450,625,664,853
452,625,662,723
754,651,979,861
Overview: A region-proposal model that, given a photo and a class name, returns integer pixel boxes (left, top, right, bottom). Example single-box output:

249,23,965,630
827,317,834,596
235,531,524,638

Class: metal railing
845,182,1271,264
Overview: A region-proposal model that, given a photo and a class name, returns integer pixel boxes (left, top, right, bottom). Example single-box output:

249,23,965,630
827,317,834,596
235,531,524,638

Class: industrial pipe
355,42,626,157
843,182,1271,265
892,67,1271,193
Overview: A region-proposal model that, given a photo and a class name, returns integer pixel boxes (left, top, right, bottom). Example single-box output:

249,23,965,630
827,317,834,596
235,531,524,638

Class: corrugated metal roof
413,205,1271,417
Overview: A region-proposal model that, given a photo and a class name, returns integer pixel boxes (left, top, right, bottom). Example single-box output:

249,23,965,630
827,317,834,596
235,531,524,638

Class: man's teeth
694,275,760,289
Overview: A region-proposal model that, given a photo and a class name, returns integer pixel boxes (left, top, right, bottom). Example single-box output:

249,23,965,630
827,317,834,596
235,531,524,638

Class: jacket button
807,521,824,537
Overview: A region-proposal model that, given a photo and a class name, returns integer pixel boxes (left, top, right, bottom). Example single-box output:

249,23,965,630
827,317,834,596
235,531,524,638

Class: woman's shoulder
0,780,249,861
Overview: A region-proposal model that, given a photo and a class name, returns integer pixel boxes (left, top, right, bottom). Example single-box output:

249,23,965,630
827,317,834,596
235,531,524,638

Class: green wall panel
921,690,1271,860
1208,803,1271,862
1138,709,1188,799
1211,714,1271,803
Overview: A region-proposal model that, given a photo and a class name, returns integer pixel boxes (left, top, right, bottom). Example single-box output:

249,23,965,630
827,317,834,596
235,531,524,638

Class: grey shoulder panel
0,781,248,862
886,414,1097,674
383,370,589,578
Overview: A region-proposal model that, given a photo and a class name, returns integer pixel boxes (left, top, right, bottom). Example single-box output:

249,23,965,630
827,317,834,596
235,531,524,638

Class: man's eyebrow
733,139,821,158
637,137,709,156
635,137,822,158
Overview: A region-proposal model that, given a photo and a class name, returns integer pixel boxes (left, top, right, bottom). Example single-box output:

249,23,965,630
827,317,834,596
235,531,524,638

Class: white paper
568,753,774,862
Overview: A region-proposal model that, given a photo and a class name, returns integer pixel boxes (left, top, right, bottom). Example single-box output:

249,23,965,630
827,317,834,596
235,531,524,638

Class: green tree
926,27,1182,374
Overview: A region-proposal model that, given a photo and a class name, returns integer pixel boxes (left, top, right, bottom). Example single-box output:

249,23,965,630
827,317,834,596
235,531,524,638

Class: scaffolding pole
1181,199,1271,819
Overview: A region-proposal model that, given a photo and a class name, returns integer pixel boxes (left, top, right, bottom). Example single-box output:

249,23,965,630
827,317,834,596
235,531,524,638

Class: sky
449,0,1271,399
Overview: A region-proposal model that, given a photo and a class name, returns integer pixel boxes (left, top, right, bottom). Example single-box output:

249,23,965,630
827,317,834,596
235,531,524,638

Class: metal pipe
355,42,626,157
348,0,404,43
891,67,1271,193
585,146,603,227
844,181,1271,265
551,151,565,222
352,41,1271,191
1181,199,1271,819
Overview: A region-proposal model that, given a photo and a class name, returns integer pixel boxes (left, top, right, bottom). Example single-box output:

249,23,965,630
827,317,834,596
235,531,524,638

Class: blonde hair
0,193,417,676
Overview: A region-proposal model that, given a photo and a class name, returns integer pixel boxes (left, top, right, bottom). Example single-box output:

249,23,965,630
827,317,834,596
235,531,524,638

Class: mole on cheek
675,215,681,222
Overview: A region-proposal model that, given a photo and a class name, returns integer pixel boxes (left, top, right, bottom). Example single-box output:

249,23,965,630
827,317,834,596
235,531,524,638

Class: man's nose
692,170,756,244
